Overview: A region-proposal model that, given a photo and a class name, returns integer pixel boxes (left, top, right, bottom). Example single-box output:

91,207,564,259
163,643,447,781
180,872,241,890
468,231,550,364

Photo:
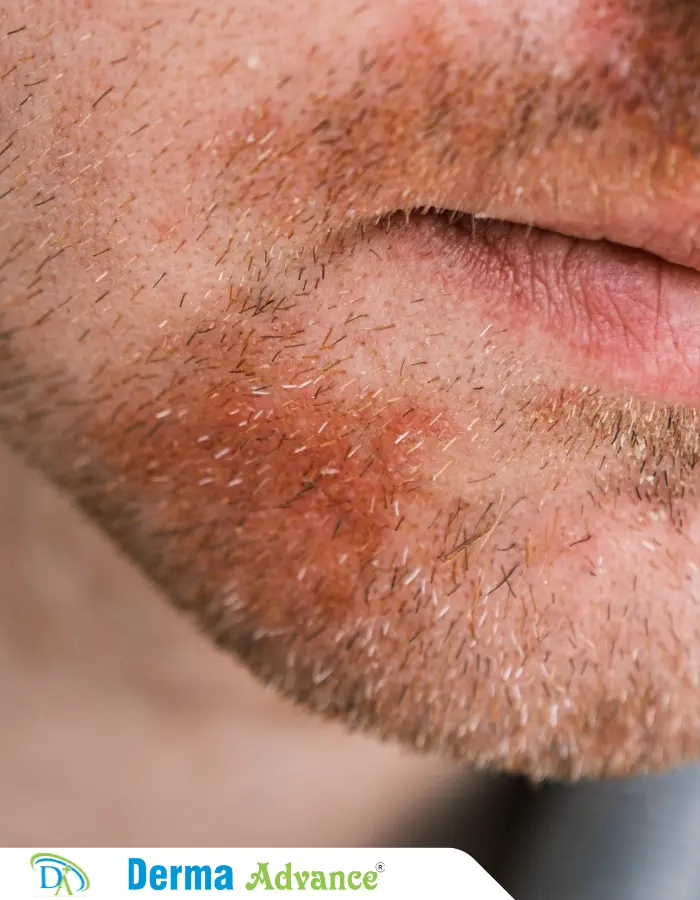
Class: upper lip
387,186,700,406
429,192,700,275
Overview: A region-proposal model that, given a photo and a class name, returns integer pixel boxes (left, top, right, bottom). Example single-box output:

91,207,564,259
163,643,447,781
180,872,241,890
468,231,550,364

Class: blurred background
0,439,501,847
6,439,700,900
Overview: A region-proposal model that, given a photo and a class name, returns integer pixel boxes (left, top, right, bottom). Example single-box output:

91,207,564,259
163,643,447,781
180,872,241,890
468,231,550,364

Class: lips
8,0,700,780
403,208,700,405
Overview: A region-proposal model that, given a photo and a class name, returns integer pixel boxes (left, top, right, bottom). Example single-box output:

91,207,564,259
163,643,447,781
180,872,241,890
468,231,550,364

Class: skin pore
3,0,700,779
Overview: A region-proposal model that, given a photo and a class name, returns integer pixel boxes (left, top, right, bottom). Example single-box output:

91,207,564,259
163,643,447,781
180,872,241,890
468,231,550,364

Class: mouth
400,205,700,406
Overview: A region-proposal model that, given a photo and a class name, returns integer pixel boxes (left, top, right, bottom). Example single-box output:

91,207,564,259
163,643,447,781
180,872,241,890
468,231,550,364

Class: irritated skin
3,0,700,779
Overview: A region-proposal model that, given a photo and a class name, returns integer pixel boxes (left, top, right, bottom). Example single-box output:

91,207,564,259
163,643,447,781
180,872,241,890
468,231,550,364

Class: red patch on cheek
564,0,695,121
87,322,463,647
567,0,644,64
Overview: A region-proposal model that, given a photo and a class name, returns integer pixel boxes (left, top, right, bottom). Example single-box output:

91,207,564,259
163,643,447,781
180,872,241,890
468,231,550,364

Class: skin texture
2,0,700,779
0,441,460,846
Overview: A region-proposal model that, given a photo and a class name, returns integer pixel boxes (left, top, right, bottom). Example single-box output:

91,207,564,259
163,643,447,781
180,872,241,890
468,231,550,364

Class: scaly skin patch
3,1,700,778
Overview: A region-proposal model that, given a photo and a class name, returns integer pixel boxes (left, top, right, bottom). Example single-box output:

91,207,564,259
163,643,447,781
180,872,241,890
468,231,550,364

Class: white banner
3,848,513,898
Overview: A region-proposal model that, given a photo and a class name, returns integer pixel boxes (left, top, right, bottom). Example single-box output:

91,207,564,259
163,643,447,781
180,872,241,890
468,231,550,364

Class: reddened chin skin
2,0,700,780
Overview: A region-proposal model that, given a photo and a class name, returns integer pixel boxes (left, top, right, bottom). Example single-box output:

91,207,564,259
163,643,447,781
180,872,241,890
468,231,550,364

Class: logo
30,854,90,895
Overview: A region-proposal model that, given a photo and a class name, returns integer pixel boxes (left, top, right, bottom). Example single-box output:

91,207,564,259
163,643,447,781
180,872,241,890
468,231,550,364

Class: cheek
4,0,700,782
69,221,700,780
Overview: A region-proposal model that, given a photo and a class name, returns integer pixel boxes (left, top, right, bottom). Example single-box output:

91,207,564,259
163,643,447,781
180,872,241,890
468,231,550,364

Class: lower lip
415,213,700,405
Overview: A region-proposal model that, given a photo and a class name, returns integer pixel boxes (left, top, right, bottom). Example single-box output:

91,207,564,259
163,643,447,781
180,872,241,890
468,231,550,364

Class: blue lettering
40,866,62,890
185,865,212,890
150,865,168,891
214,866,234,891
127,858,234,891
129,858,147,891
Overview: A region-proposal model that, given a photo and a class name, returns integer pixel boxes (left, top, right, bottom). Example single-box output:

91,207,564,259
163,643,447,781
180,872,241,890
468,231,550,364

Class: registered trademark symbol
375,862,385,873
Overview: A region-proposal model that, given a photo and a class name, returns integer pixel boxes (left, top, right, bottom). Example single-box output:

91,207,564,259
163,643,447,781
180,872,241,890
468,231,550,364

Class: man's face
2,0,700,779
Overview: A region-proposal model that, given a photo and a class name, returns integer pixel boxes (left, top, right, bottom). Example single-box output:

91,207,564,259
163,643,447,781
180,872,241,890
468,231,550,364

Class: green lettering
214,865,234,891
293,872,310,890
55,867,73,896
275,863,292,890
329,872,346,890
246,862,274,890
362,872,378,891
310,872,327,890
347,872,362,890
